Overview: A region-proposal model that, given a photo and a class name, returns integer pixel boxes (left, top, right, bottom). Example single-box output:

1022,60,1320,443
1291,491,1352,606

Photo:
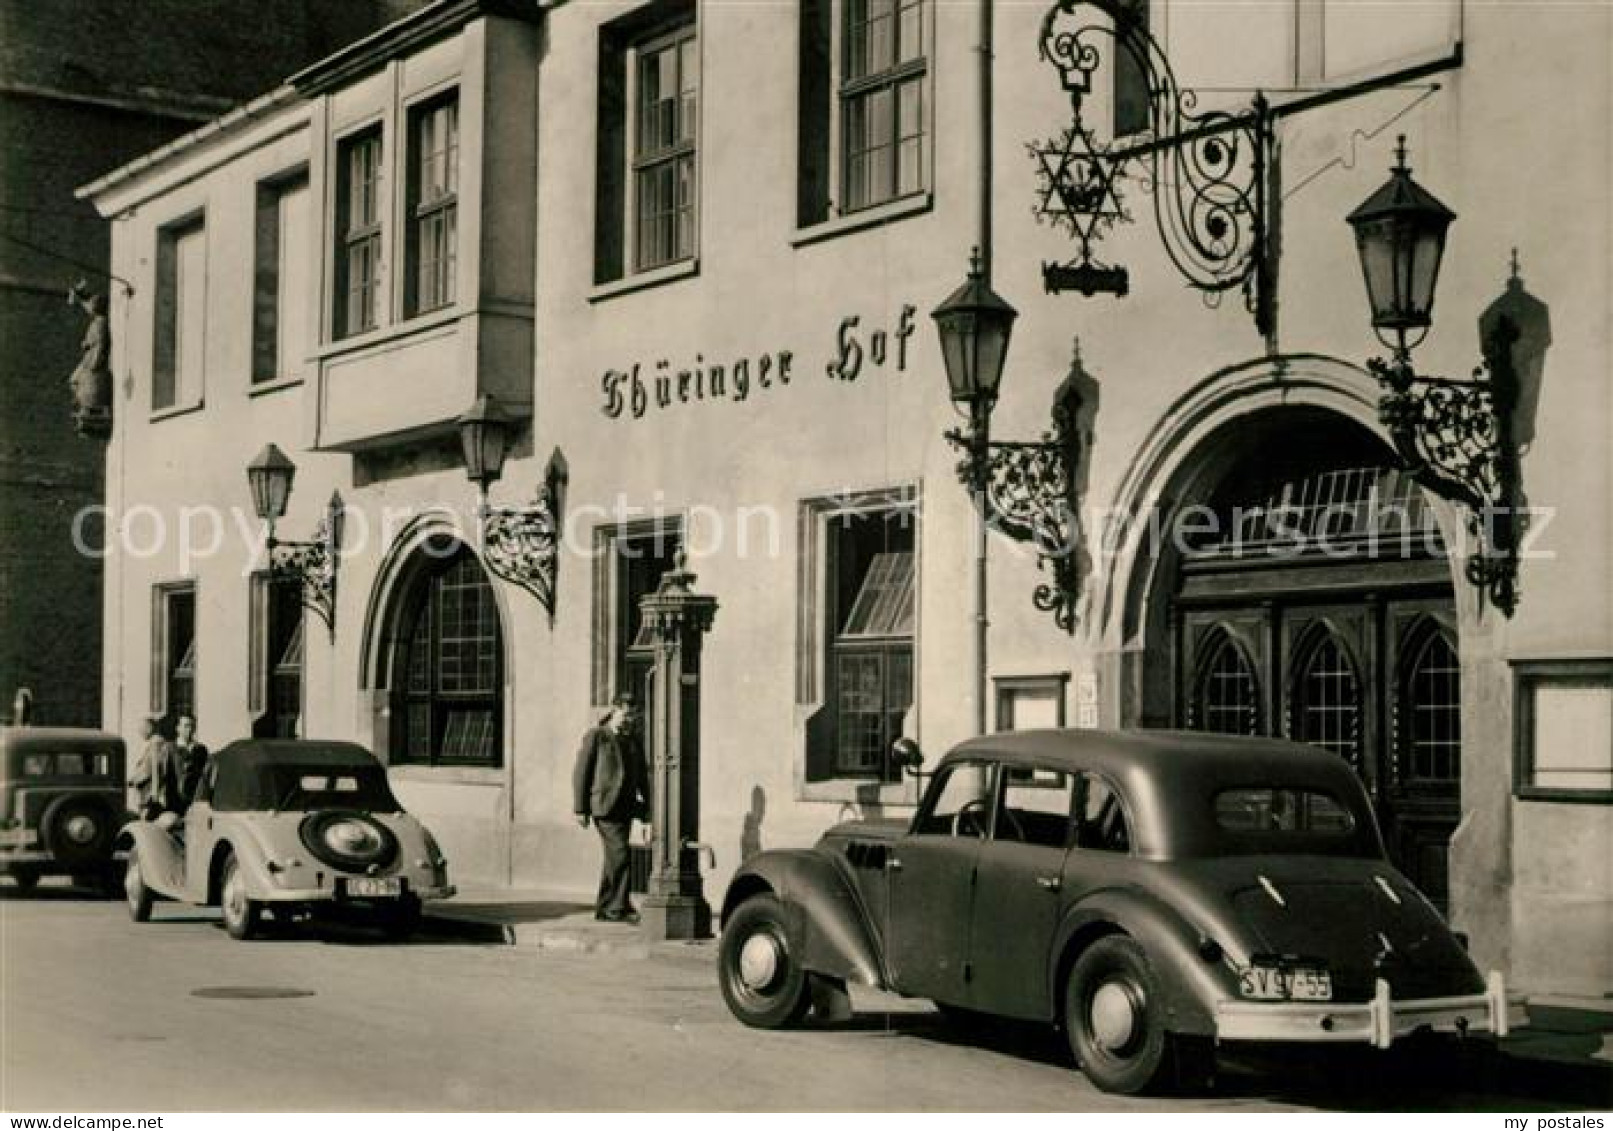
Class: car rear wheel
1066,936,1171,1095
125,851,153,923
219,853,261,941
718,894,810,1029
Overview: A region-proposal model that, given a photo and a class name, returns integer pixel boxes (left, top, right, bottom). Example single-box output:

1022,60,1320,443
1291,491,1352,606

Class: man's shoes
595,909,640,924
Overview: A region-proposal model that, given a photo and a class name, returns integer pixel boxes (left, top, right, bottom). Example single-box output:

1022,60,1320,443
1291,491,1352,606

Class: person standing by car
129,717,169,815
572,695,649,923
173,713,209,807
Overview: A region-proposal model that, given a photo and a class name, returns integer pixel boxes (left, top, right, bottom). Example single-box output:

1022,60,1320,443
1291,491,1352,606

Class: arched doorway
1168,408,1461,908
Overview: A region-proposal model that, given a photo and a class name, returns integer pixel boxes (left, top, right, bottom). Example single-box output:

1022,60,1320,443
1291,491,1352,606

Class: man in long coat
572,694,649,922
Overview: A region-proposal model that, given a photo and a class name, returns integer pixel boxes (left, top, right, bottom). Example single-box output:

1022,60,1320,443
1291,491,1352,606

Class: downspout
970,0,995,737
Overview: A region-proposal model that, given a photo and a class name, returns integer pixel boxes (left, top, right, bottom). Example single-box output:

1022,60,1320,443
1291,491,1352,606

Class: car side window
995,765,1076,848
913,763,996,838
1075,773,1131,853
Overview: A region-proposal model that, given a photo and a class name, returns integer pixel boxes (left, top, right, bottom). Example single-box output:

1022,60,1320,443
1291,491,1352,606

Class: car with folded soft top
120,738,453,939
716,728,1525,1094
1,726,127,891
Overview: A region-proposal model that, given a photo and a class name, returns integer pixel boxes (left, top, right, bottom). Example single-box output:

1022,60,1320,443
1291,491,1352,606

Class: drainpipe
972,0,995,737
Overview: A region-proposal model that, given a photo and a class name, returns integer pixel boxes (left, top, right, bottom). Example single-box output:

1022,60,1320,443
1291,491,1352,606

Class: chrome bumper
256,883,456,903
1216,971,1528,1048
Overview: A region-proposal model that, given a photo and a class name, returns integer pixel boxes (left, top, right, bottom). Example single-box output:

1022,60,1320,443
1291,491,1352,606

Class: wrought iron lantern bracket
1033,0,1274,333
945,371,1086,634
268,493,343,635
477,448,569,621
1371,316,1521,615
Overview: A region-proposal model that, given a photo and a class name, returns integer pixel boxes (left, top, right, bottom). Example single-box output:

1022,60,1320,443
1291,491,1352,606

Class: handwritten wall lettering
598,303,916,419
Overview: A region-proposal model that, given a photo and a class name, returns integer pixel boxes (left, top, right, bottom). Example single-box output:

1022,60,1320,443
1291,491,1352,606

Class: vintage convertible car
120,738,453,939
717,729,1526,1094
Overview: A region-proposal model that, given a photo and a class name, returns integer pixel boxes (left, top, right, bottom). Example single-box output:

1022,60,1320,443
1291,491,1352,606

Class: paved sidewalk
424,888,1612,1105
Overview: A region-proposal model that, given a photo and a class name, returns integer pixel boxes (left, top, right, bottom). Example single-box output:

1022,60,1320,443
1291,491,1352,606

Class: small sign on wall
1513,658,1613,802
1075,671,1099,729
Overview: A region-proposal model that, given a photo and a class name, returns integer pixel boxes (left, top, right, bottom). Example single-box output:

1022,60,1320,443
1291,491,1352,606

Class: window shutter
797,0,833,226
594,32,628,284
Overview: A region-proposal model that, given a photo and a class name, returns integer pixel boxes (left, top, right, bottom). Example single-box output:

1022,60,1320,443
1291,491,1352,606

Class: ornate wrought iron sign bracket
945,361,1090,633
478,448,569,621
1033,0,1273,333
269,492,343,635
1373,316,1521,615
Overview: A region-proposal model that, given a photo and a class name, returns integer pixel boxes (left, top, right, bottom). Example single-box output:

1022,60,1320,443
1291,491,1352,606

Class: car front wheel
124,851,153,922
718,894,810,1029
1066,935,1171,1095
219,853,261,941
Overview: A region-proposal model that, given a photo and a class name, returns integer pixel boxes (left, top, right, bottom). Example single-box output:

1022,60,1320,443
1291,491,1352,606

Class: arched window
1400,622,1461,784
392,543,503,767
1291,631,1363,773
1191,629,1262,736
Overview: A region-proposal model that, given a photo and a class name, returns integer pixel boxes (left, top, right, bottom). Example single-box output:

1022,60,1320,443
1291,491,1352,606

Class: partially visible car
716,728,1526,1095
0,726,128,891
120,738,453,939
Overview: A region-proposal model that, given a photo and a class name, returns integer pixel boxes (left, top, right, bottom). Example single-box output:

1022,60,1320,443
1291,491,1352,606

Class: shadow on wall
740,784,766,861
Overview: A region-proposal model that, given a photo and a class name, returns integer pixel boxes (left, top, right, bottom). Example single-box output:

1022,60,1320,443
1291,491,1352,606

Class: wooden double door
1175,582,1462,910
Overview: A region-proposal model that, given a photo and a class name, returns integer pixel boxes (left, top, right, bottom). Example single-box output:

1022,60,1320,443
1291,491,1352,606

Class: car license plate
347,877,402,898
1239,964,1333,1001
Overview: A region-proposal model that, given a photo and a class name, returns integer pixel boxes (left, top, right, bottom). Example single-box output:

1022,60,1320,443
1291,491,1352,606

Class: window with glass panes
408,95,458,314
634,26,697,270
1191,629,1262,736
1291,632,1363,773
1401,625,1460,783
830,508,915,778
842,0,926,213
268,581,304,739
336,129,382,337
396,547,502,767
152,583,196,724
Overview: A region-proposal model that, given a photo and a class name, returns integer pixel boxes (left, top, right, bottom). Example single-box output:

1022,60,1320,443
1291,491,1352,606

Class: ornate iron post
638,552,717,941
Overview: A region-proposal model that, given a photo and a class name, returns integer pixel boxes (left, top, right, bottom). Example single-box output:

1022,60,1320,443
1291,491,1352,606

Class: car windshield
1213,787,1355,836
213,763,401,812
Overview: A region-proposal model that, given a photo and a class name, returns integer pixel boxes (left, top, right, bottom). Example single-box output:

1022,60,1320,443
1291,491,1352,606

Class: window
150,582,196,724
1401,624,1460,784
393,544,503,767
828,509,915,779
1513,658,1613,803
596,2,698,283
253,173,310,384
799,488,918,786
1112,0,1150,137
406,94,459,315
1074,773,1130,853
1191,628,1262,736
1290,631,1363,773
335,128,383,338
996,766,1077,848
798,0,929,225
250,573,304,738
153,215,206,411
913,762,994,837
591,519,683,707
1215,788,1354,835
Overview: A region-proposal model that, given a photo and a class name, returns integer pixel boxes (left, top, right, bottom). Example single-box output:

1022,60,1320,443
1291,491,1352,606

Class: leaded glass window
1192,631,1262,736
1292,633,1363,772
1402,626,1461,783
395,546,502,768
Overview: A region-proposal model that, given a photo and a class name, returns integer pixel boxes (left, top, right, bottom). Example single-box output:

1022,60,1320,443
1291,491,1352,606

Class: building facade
0,0,427,727
85,0,1611,996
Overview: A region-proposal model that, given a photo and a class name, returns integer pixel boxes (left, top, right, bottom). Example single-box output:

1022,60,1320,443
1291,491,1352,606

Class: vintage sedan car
1,726,128,890
717,729,1525,1094
120,738,453,939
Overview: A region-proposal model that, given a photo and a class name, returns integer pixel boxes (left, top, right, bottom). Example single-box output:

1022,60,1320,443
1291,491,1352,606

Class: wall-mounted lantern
455,394,568,621
1348,138,1520,615
246,443,343,634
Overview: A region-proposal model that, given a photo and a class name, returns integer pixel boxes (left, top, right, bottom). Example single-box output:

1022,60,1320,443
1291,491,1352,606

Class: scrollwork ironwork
1371,315,1520,615
479,448,569,621
269,497,342,633
1033,0,1271,330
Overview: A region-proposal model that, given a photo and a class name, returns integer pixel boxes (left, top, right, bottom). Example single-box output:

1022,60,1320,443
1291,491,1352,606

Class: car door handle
1035,875,1061,892
886,857,903,871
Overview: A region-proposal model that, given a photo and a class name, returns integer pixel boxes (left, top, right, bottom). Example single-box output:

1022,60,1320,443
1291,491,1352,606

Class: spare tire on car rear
298,811,399,873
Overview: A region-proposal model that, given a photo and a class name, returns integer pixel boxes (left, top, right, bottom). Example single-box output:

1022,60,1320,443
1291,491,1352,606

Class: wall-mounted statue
67,280,112,439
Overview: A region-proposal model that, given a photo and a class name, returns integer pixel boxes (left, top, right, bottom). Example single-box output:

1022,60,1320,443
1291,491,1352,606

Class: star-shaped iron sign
1030,123,1131,297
